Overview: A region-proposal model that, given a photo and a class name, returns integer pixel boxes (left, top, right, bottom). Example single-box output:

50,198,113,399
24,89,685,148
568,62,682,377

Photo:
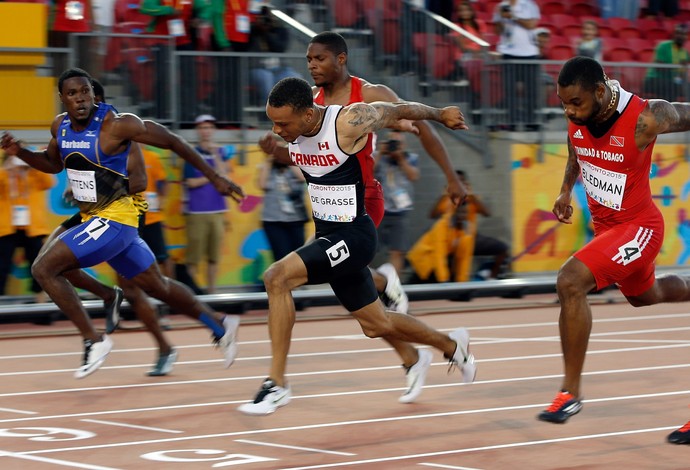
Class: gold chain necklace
599,82,618,121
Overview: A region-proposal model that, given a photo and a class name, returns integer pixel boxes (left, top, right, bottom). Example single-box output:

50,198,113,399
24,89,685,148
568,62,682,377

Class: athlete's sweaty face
60,77,96,124
558,83,603,126
266,104,311,143
306,42,343,88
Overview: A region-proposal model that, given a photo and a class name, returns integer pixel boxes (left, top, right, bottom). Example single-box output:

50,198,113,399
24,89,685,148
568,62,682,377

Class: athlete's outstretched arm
110,114,244,202
1,117,65,174
337,101,467,153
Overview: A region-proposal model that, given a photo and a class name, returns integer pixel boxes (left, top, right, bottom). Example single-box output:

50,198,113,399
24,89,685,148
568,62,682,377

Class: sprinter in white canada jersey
238,77,477,416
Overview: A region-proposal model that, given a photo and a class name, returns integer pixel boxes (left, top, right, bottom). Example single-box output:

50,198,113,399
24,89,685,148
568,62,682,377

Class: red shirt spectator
140,0,193,48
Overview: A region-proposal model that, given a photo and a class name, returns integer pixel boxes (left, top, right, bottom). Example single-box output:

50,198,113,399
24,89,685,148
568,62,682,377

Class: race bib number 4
308,183,357,222
579,160,627,211
67,169,97,203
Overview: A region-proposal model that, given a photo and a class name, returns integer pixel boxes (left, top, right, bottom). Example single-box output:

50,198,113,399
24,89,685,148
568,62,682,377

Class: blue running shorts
59,217,156,279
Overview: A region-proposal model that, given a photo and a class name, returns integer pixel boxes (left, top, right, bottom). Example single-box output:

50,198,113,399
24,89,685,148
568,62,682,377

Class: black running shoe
668,420,690,444
104,286,124,334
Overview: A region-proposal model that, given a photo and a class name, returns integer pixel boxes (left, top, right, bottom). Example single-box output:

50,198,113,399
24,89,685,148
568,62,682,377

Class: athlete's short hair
91,78,105,103
558,56,606,92
268,77,314,112
310,31,348,56
58,68,93,93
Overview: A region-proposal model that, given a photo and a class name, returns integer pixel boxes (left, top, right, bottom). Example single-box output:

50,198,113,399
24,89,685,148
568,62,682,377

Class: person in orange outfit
0,147,56,302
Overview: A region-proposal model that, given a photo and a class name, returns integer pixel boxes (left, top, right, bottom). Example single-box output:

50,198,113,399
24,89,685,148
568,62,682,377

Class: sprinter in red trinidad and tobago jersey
238,77,477,416
538,57,690,442
258,31,467,316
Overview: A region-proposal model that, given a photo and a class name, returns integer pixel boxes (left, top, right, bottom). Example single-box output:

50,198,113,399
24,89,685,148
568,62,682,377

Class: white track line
419,464,483,470
235,438,356,456
280,426,677,469
9,390,686,457
0,450,120,469
80,419,183,434
0,407,37,415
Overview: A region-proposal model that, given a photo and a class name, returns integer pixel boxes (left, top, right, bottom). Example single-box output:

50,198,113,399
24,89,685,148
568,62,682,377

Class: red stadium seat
548,44,575,61
570,1,599,16
412,33,457,80
540,1,567,15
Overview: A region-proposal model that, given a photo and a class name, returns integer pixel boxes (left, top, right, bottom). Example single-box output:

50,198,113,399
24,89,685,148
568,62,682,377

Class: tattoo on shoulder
346,105,379,133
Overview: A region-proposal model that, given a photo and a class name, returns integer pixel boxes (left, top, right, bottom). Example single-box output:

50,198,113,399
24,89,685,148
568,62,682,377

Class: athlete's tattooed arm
638,100,690,148
337,101,468,153
553,137,579,224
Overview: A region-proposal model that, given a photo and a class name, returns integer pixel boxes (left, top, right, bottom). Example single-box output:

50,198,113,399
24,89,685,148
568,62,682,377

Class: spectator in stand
598,0,641,20
183,115,232,294
647,0,679,19
0,146,55,302
192,0,230,51
493,0,541,130
249,6,303,106
225,0,251,51
257,154,308,263
140,0,195,119
140,146,173,278
575,20,603,62
534,27,551,58
49,0,92,48
644,24,690,101
374,131,420,277
451,1,487,58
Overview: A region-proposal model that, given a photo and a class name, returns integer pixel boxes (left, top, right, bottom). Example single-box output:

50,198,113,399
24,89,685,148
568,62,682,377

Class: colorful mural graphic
512,143,690,273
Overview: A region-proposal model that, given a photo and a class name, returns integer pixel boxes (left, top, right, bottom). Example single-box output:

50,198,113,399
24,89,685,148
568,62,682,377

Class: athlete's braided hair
558,56,606,93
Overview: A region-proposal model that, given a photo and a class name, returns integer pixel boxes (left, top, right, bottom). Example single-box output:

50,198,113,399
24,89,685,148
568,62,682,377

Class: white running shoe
399,349,433,404
238,378,292,416
377,263,409,314
215,314,240,368
74,335,113,379
147,348,178,376
448,328,476,383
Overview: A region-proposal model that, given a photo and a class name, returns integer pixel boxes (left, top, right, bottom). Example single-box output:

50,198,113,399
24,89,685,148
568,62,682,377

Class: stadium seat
540,1,567,15
570,1,599,16
548,44,575,61
412,33,457,80
543,13,579,31
328,0,360,27
606,47,636,62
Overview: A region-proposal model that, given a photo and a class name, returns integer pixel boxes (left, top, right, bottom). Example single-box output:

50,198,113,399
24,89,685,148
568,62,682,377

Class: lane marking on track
0,449,120,469
0,407,37,415
7,389,690,456
280,426,677,469
235,438,356,456
2,310,690,361
419,463,483,470
80,419,183,434
0,358,690,408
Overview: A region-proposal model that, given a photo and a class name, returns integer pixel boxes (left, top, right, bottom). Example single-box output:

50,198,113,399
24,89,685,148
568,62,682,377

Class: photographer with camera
493,0,541,130
374,131,420,278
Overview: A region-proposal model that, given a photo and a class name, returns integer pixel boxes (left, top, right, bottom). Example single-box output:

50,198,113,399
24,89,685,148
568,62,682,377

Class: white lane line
2,310,690,361
81,418,183,434
1,343,690,400
281,426,675,469
0,407,37,415
235,438,356,456
10,389,690,456
2,334,690,380
0,450,120,469
419,464,483,470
